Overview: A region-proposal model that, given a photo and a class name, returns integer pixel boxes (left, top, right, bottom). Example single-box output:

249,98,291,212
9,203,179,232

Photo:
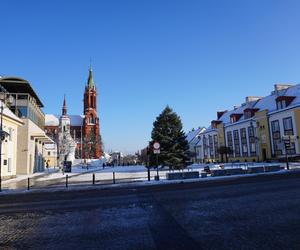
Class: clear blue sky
1,0,300,153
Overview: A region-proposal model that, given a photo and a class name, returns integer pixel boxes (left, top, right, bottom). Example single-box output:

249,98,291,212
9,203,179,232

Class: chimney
245,96,262,103
272,84,294,95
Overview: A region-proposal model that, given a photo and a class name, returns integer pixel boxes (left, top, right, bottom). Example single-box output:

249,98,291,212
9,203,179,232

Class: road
1,171,300,250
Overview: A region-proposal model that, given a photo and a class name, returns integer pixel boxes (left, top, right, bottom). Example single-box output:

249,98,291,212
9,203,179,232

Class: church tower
58,95,76,164
83,66,102,158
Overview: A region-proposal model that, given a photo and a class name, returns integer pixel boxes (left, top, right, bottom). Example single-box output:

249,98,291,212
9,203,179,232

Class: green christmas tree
150,106,190,170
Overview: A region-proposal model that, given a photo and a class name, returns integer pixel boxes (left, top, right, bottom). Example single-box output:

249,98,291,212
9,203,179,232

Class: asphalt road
1,171,300,250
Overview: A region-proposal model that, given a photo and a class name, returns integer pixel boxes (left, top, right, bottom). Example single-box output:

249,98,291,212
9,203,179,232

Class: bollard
147,168,150,181
93,173,95,185
27,177,30,190
113,172,115,184
66,175,68,188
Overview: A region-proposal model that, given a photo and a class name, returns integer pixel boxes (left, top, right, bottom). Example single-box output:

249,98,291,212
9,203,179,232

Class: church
45,67,102,162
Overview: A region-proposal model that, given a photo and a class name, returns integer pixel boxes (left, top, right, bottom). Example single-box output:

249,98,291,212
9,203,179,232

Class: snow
186,127,205,143
1,164,297,195
45,114,59,126
45,114,85,126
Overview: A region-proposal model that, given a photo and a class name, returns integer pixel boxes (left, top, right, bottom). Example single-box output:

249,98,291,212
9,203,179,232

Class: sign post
282,135,296,170
153,142,160,180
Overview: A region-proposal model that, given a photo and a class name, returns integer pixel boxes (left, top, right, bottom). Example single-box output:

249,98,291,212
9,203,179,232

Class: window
17,106,28,118
214,135,219,158
8,158,11,172
248,126,256,156
17,94,28,100
283,117,293,132
227,131,233,157
48,151,51,156
233,130,240,157
203,137,207,158
271,120,282,155
244,111,252,119
209,135,214,157
240,128,248,156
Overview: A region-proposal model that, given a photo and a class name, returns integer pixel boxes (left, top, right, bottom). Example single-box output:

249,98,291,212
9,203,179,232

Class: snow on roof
0,100,23,124
45,114,59,126
218,99,259,125
186,127,206,143
45,114,85,127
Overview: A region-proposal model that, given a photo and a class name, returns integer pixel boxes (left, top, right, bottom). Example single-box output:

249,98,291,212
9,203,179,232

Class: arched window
89,114,94,124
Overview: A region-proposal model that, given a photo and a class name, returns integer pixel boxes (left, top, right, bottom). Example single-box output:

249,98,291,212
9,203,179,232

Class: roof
0,77,44,107
87,68,95,88
45,114,84,127
0,100,23,124
186,127,206,143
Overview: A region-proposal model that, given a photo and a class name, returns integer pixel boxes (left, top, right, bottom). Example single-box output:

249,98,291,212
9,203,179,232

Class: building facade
192,84,300,163
0,100,23,179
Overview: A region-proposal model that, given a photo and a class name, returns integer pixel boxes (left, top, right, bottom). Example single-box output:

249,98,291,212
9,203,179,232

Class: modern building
45,67,102,159
0,76,53,174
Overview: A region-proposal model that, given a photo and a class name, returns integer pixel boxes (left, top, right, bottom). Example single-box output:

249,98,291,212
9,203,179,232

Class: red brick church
45,67,102,159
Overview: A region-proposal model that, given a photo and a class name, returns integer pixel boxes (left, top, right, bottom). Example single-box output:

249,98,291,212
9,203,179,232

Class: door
262,149,267,161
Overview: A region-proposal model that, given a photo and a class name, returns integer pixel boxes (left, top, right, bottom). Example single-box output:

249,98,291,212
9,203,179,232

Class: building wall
269,108,299,157
255,110,272,161
224,120,258,162
17,119,46,174
1,116,22,179
294,108,300,155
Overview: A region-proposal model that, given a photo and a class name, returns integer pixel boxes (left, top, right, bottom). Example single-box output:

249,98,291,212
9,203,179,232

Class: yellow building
194,84,300,163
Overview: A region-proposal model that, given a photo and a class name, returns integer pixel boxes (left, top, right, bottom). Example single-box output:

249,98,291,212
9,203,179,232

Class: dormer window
211,120,221,129
230,114,243,123
243,108,259,119
276,96,295,110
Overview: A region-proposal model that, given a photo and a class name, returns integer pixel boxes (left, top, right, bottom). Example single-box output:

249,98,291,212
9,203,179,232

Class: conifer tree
150,106,190,169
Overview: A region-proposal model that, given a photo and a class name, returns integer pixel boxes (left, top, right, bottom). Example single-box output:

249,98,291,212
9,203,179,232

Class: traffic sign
153,149,160,154
153,142,160,150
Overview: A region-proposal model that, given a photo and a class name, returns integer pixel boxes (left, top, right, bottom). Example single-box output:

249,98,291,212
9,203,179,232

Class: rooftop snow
45,114,85,126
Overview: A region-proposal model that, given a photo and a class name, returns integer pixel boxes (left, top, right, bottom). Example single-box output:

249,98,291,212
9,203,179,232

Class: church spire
62,95,67,116
87,65,94,89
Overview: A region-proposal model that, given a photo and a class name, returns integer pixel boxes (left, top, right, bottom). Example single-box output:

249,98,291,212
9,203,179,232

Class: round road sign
153,142,160,150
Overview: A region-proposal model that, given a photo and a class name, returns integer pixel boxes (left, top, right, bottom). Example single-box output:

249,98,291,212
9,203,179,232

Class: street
1,171,300,250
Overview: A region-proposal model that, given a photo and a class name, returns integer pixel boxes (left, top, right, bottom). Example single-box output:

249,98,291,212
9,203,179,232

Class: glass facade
10,93,45,129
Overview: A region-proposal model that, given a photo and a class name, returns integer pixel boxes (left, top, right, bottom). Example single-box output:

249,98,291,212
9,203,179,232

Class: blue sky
1,0,300,153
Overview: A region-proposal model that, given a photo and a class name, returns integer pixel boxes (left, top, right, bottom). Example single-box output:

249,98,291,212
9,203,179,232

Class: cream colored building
0,101,23,179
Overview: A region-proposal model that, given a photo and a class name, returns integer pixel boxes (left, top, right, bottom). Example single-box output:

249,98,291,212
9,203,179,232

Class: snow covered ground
2,161,300,193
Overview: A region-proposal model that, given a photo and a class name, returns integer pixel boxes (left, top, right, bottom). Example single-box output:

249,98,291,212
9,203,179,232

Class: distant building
45,67,102,159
